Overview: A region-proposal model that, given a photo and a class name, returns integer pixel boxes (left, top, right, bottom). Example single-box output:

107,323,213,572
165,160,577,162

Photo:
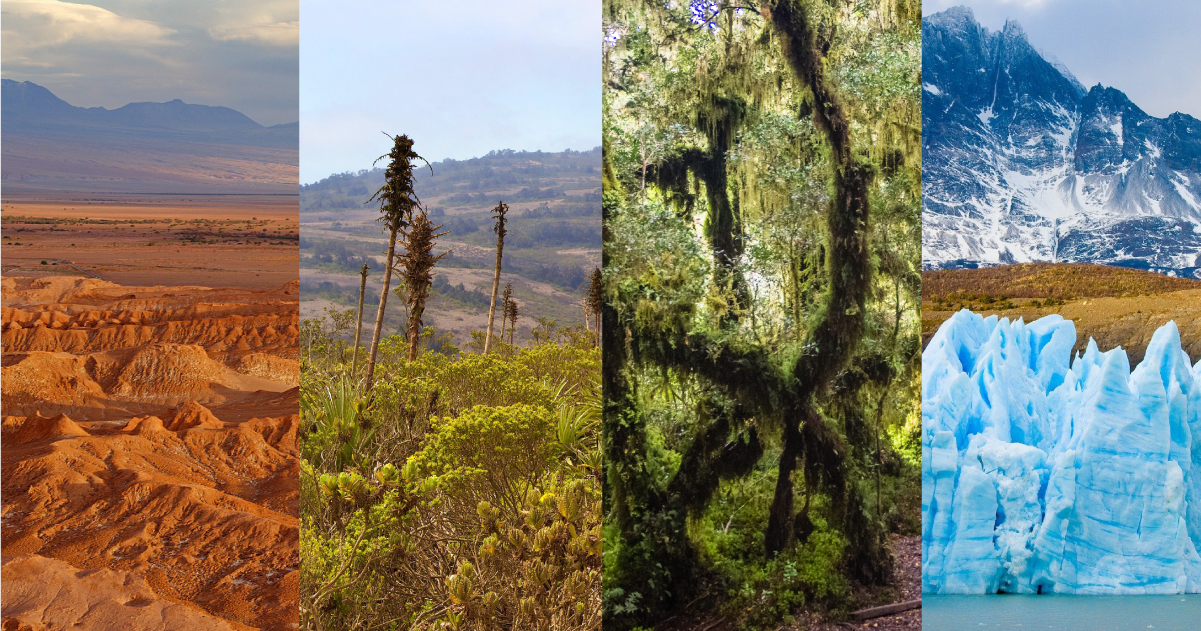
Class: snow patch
978,106,994,127
1146,140,1163,160
1172,172,1200,211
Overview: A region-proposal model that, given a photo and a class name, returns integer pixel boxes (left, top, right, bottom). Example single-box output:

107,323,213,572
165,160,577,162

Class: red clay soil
1,276,299,631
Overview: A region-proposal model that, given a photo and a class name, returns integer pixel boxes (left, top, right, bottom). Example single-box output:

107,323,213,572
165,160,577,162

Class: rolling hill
922,263,1201,363
300,147,601,348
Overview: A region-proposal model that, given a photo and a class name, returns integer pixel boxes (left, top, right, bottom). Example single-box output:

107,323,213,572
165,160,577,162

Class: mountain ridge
1,80,298,195
2,79,295,132
922,6,1201,278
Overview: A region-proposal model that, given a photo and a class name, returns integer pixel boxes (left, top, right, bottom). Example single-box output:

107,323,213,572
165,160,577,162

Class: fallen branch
851,599,922,621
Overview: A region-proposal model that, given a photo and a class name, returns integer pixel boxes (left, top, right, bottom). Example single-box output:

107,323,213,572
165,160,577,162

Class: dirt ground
1,197,298,291
803,535,921,631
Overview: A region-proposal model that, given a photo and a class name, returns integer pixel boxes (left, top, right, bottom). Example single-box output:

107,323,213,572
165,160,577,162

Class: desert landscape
1,272,299,630
2,8,301,627
1,196,298,291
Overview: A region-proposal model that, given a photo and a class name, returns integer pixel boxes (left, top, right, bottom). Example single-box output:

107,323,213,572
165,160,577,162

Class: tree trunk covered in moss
651,96,750,315
602,2,908,623
697,95,748,313
602,140,698,625
601,141,651,551
764,0,887,579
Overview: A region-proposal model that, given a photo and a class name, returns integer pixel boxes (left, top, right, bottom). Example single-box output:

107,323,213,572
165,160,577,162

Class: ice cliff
922,310,1201,594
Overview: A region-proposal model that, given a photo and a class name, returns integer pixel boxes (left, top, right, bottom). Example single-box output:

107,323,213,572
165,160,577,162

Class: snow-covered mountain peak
923,9,1201,278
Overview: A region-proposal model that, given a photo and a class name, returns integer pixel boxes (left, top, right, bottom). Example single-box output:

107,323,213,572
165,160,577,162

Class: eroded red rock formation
1,276,299,631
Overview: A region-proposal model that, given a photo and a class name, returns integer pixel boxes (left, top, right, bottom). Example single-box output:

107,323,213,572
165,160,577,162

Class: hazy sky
924,1,1201,120
300,0,600,183
1,0,298,125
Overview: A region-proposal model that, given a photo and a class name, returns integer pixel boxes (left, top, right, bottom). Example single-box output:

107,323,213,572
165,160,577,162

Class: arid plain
2,196,298,290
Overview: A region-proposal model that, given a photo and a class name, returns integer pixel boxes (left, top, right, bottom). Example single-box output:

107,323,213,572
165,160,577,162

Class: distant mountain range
1,80,297,195
922,7,1201,278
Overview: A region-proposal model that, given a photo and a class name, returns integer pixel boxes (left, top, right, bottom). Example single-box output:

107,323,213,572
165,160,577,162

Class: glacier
922,310,1201,594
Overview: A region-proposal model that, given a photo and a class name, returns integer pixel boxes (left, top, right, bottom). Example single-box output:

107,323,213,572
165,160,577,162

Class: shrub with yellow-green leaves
434,480,602,631
511,344,600,406
300,461,442,629
408,404,560,518
300,341,601,631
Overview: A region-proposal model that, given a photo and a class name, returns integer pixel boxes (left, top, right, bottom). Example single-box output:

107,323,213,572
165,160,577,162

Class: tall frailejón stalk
351,263,368,377
398,209,449,361
483,200,508,354
364,133,428,393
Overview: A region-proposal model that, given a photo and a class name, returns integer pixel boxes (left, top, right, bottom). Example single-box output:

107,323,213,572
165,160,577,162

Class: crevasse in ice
922,310,1201,594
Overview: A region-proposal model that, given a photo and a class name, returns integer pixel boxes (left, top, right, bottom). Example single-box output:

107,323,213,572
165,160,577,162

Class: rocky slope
1,276,299,631
922,7,1201,277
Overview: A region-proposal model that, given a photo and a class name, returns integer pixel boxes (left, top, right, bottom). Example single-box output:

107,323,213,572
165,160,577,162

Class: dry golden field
922,263,1201,363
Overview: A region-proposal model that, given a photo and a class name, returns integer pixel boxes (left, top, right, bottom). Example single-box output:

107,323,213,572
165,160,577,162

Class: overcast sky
1,0,298,125
299,0,600,183
924,1,1201,120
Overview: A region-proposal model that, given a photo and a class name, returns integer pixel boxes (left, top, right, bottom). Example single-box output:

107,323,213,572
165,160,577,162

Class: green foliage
301,376,373,472
716,530,850,628
602,0,921,628
409,404,559,511
300,337,601,630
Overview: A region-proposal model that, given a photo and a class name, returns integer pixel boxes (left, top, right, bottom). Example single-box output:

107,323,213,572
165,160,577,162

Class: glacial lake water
924,595,1201,631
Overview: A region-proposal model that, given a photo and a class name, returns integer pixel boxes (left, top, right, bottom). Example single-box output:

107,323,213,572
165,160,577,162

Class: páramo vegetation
300,134,605,631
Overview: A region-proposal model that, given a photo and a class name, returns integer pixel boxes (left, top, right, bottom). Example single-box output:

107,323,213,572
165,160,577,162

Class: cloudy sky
300,0,600,183
1,0,298,125
924,0,1201,120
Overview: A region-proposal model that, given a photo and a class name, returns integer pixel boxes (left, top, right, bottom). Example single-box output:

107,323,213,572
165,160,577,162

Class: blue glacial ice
922,310,1201,595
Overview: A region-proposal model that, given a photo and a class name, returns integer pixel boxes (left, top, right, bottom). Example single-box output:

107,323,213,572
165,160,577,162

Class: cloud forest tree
602,0,921,627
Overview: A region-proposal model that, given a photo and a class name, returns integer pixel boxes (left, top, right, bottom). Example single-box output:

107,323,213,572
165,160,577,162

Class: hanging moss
667,402,762,513
603,1,919,626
